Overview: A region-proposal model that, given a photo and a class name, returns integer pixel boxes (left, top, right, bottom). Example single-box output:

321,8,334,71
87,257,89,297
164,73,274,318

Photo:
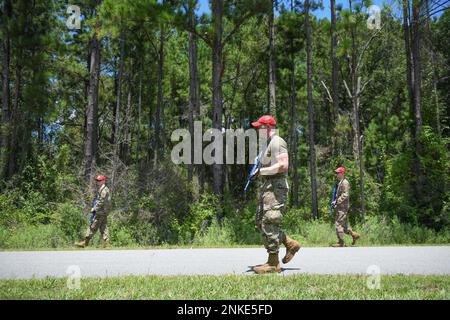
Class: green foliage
226,200,261,245
108,222,137,247
55,203,85,242
0,190,27,227
171,193,219,243
0,224,68,249
381,127,450,230
354,215,450,245
296,218,336,246
417,127,450,229
0,2,449,250
128,219,160,246
192,218,235,246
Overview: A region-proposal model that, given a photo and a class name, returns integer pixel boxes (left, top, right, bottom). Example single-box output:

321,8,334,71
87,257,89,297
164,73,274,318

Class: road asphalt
1,246,449,279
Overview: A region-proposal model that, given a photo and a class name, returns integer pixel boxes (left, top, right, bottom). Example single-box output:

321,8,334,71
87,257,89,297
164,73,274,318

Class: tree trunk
1,0,11,166
111,31,125,193
288,2,299,208
268,0,276,116
289,52,299,207
6,65,21,179
412,0,422,137
348,0,365,215
212,0,224,202
305,0,319,219
424,2,441,136
84,0,101,180
136,73,142,171
154,23,165,166
122,84,132,164
411,0,424,204
111,63,117,145
430,47,441,136
349,0,358,159
403,0,423,205
403,0,415,137
188,2,200,184
83,5,101,181
354,77,365,215
330,0,339,154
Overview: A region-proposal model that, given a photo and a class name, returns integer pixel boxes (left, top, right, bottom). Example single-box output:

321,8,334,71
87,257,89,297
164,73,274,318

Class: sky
194,0,421,20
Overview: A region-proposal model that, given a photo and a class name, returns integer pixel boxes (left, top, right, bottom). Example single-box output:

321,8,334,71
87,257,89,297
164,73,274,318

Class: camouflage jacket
335,178,350,209
91,184,111,216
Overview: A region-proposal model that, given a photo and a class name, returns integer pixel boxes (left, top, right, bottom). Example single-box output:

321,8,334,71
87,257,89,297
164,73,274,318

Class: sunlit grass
1,274,449,300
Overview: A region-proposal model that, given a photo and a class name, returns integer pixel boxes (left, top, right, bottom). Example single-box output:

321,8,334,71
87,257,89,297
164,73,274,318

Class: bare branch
419,0,449,21
320,80,333,103
355,23,386,74
360,78,372,94
343,79,352,98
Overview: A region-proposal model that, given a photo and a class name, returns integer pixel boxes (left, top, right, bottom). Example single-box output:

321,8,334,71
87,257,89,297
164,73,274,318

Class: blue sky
195,0,407,20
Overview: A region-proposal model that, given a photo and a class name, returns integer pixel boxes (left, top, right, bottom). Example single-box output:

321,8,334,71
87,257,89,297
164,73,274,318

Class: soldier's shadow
245,266,301,273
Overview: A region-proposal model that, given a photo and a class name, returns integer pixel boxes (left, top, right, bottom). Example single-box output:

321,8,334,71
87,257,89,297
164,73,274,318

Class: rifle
244,137,273,192
244,154,262,192
82,197,98,223
330,182,338,216
89,197,98,223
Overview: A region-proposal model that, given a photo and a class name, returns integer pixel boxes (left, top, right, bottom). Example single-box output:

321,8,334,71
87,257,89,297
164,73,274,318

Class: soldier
250,115,301,274
331,167,360,247
75,175,111,248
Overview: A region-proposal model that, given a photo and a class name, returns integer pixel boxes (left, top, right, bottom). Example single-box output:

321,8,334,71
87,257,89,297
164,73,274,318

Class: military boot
74,238,89,248
350,231,360,246
331,239,345,247
253,253,281,274
103,239,110,248
282,236,301,264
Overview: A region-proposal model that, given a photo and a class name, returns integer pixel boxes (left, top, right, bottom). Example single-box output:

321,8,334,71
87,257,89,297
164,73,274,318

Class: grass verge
0,274,449,300
1,243,450,252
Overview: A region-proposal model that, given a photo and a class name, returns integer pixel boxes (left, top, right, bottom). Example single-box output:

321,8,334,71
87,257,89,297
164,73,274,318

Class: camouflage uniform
255,135,289,254
85,184,111,241
334,178,353,241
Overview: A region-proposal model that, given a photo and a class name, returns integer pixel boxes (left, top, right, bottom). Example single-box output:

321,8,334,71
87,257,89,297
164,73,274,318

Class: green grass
1,242,449,252
0,274,448,300
1,213,449,251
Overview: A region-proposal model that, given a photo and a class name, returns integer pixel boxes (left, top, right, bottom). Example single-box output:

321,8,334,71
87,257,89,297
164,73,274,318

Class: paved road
1,246,449,279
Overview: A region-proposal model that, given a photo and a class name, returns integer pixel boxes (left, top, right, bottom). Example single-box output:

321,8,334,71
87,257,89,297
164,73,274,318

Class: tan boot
331,239,345,247
253,253,281,274
103,239,110,248
350,231,360,246
74,238,89,248
282,236,301,264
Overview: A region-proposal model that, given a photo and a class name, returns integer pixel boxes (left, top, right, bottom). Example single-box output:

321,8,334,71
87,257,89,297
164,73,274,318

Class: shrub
128,218,160,246
0,226,9,247
56,202,85,243
0,191,27,227
226,199,261,245
381,127,450,230
2,224,68,249
193,218,235,246
171,193,219,243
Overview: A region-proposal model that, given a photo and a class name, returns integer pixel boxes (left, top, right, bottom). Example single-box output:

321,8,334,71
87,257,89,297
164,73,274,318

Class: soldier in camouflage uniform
331,167,360,247
250,115,301,274
75,175,111,248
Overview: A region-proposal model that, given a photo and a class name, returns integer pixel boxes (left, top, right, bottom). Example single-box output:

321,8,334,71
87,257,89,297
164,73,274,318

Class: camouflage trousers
335,207,353,241
85,214,109,241
256,178,288,254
